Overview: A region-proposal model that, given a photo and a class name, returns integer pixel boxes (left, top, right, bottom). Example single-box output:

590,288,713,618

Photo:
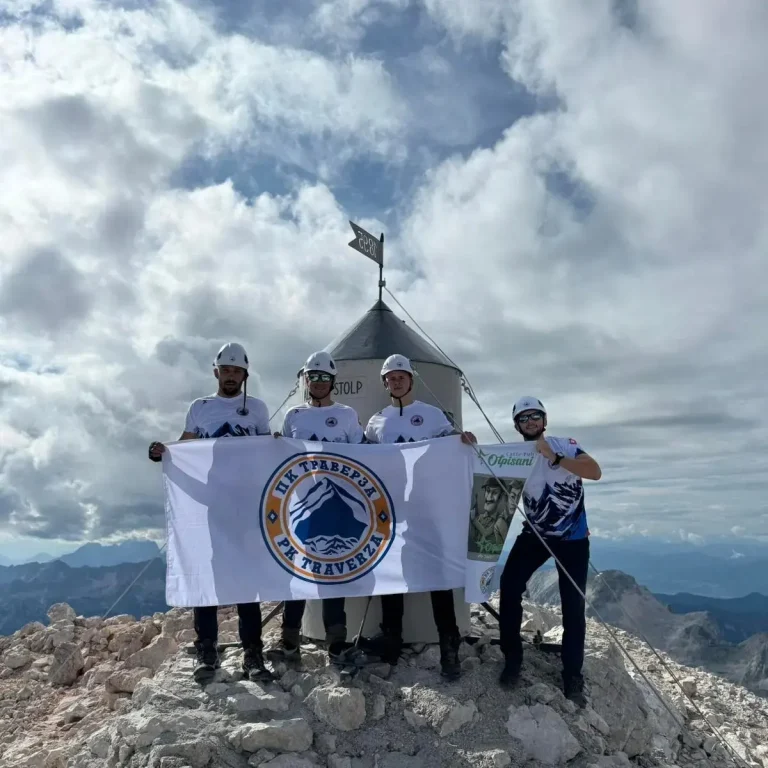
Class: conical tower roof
326,299,460,372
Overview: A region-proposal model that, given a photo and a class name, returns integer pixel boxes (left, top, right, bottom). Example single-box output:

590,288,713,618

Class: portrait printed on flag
467,475,524,561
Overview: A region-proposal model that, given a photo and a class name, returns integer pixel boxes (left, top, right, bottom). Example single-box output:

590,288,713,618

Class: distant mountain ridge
527,568,768,695
586,539,768,597
59,540,161,567
0,540,162,568
654,591,768,643
0,558,167,636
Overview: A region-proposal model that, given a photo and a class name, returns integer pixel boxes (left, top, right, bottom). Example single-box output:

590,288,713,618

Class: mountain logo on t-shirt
199,422,253,438
523,477,586,540
260,452,396,584
325,416,338,427
410,414,424,426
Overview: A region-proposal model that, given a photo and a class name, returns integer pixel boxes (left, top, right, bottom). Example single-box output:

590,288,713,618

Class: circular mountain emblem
410,414,424,426
325,417,338,427
260,452,396,584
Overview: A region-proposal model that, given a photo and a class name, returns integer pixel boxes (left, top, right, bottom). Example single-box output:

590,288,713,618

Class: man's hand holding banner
162,435,536,607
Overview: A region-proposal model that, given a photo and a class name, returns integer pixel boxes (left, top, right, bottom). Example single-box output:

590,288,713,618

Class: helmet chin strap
237,372,249,416
308,378,333,407
387,377,413,416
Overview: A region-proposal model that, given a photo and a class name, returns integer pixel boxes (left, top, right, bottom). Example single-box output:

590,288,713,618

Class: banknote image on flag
162,435,474,607
463,442,538,603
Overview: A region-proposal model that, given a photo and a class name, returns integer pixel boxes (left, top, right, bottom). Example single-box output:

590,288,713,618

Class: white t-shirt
281,402,364,444
522,435,588,541
183,394,270,439
364,400,454,444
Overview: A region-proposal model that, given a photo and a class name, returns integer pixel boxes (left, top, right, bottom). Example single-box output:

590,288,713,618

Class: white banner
163,435,474,607
463,442,537,603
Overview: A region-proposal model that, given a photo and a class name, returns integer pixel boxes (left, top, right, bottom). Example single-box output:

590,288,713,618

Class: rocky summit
1,598,767,768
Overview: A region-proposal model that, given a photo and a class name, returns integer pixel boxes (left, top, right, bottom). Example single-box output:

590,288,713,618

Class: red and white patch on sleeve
569,438,577,445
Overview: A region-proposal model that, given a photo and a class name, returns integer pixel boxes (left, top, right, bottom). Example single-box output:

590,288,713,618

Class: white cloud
0,0,766,548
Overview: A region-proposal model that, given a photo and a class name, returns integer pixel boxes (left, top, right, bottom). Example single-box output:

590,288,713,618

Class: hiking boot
243,646,273,682
362,627,402,665
563,672,587,708
265,631,301,663
438,631,461,681
328,641,368,668
193,639,220,680
499,657,521,688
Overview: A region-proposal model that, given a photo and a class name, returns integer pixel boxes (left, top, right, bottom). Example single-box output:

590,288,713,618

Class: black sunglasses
306,372,333,382
516,411,544,424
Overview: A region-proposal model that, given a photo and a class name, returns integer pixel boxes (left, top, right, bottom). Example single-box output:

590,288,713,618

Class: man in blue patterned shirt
497,396,602,707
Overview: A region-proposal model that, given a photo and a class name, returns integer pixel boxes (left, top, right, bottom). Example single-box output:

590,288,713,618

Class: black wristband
148,443,162,462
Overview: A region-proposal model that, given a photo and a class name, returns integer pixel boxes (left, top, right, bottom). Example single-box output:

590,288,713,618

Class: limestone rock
306,685,366,731
414,646,441,669
372,694,386,720
543,626,565,644
587,753,632,768
404,709,427,729
225,683,291,715
105,667,153,693
260,756,316,768
124,635,178,672
489,750,511,767
375,753,424,768
4,647,31,670
230,719,314,753
2,598,768,768
117,711,211,749
48,642,84,685
58,700,89,723
402,686,477,737
681,677,698,697
528,682,558,705
584,647,657,756
480,644,504,663
47,604,76,624
315,734,337,754
506,704,582,766
248,750,277,766
46,622,75,649
146,740,214,768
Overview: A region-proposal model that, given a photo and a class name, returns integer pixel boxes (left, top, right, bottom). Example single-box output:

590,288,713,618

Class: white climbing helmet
512,396,546,420
302,350,337,376
380,354,413,378
213,342,249,371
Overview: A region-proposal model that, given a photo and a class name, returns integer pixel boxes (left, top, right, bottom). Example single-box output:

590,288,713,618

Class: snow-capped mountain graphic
199,422,253,438
290,478,369,556
524,477,586,539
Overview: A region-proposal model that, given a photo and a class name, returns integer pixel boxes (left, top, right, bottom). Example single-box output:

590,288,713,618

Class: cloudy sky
0,0,766,561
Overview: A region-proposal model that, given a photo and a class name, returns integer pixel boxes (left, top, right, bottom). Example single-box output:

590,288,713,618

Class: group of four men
148,341,601,706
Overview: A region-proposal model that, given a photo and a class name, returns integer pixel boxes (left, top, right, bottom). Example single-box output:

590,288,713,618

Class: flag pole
378,232,385,302
348,220,385,301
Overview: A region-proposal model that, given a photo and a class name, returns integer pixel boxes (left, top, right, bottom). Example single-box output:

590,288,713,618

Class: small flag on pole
348,220,383,266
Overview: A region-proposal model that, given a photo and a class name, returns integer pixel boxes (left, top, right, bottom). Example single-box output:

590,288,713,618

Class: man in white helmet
266,350,367,667
148,342,273,682
362,353,476,680
497,396,601,707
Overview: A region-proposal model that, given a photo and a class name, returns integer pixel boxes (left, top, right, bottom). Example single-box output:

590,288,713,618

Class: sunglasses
516,412,544,424
306,372,333,383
